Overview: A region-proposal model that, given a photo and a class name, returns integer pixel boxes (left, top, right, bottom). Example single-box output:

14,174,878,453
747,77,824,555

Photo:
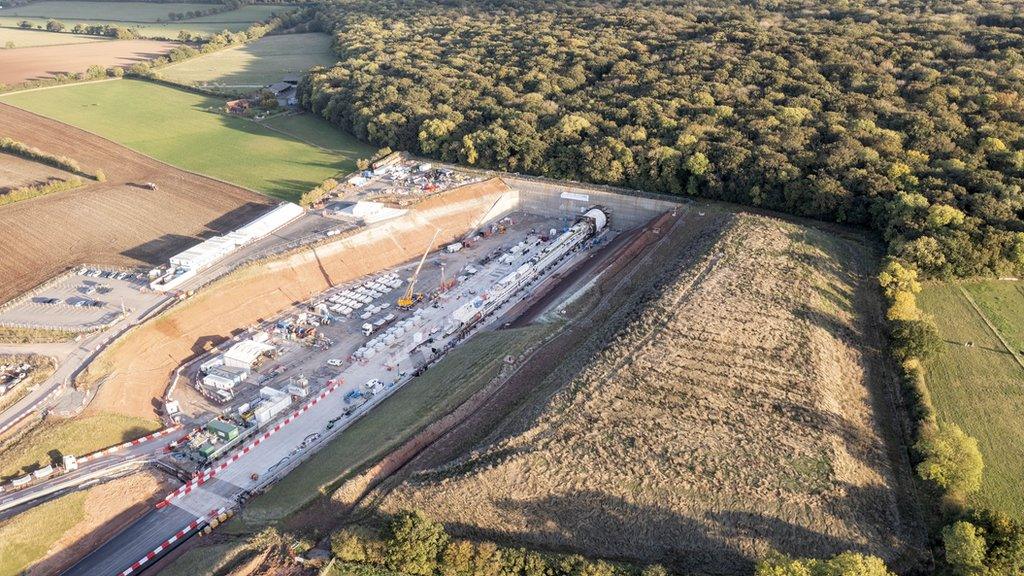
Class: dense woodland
299,0,1024,278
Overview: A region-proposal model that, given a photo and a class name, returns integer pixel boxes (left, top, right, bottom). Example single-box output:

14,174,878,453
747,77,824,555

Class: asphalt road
0,431,182,516
62,505,197,576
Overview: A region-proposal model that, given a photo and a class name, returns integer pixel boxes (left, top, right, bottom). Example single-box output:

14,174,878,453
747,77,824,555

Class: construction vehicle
398,229,440,309
439,263,457,292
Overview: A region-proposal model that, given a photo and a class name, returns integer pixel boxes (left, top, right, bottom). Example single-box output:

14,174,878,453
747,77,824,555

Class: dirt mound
0,103,271,304
83,178,516,419
0,40,179,86
371,213,925,574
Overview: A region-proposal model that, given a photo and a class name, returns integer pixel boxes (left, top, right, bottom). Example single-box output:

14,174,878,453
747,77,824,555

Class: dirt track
0,103,271,304
0,40,178,85
81,178,517,419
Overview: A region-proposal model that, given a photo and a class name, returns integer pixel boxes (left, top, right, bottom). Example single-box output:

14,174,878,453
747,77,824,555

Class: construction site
0,154,693,576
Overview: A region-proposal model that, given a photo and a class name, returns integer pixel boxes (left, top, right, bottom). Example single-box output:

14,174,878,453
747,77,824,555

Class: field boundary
957,285,1024,370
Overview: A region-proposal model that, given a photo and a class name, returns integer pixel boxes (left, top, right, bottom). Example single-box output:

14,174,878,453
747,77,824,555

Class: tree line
298,0,1024,281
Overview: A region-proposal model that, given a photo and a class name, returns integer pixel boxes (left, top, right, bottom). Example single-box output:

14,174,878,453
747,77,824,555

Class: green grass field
0,412,160,479
0,1,216,22
0,490,87,576
0,27,106,48
259,112,368,152
918,281,1024,518
159,32,336,87
0,2,294,39
0,79,371,200
232,325,553,529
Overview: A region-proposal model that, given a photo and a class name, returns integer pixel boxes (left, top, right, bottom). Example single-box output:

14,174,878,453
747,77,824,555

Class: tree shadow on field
120,233,198,264
388,487,908,575
120,425,154,442
262,178,321,203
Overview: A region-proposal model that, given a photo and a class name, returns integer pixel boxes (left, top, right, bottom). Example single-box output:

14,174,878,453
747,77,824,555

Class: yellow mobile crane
398,229,441,309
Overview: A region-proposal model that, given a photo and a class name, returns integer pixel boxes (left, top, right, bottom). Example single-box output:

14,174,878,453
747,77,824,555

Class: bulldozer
398,229,440,309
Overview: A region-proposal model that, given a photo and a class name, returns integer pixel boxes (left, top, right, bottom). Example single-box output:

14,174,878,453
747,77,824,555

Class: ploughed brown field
0,39,178,86
0,153,73,192
0,103,272,304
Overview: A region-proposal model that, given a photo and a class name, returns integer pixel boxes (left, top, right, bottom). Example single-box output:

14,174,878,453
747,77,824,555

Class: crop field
0,101,271,306
1,79,371,200
918,282,1024,518
0,27,105,48
369,213,925,574
0,3,294,39
158,32,336,87
0,39,177,85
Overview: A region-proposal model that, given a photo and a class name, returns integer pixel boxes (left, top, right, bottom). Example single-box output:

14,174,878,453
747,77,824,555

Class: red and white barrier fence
77,425,182,463
0,385,64,437
156,380,343,508
119,507,227,576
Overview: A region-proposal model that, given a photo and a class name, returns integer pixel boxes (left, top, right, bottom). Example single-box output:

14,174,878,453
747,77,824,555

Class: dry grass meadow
373,213,925,574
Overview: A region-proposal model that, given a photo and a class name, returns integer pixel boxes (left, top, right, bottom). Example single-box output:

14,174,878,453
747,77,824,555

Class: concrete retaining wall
504,177,682,229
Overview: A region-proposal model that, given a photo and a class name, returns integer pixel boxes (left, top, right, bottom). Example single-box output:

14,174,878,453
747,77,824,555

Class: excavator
398,229,441,309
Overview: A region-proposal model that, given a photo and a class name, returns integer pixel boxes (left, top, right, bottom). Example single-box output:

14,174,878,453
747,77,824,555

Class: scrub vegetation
371,213,923,574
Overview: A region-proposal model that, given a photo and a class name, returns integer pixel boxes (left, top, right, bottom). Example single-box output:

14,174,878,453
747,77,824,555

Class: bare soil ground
0,39,178,85
0,153,74,192
81,178,516,419
0,103,271,305
362,211,926,574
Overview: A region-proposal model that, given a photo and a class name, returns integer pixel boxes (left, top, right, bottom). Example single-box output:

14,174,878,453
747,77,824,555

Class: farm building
226,99,252,114
265,82,292,96
223,339,275,370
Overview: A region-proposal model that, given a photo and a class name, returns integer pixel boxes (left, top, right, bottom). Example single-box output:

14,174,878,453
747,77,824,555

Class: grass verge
0,490,87,576
0,325,78,343
0,412,160,479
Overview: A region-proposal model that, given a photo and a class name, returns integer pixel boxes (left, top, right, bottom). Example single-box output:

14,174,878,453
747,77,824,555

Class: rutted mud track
0,103,271,304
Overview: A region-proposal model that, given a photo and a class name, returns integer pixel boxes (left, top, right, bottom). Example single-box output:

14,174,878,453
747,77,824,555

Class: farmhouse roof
266,82,291,94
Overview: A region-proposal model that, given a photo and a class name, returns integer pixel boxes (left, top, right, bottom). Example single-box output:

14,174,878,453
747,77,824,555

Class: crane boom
398,228,441,308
